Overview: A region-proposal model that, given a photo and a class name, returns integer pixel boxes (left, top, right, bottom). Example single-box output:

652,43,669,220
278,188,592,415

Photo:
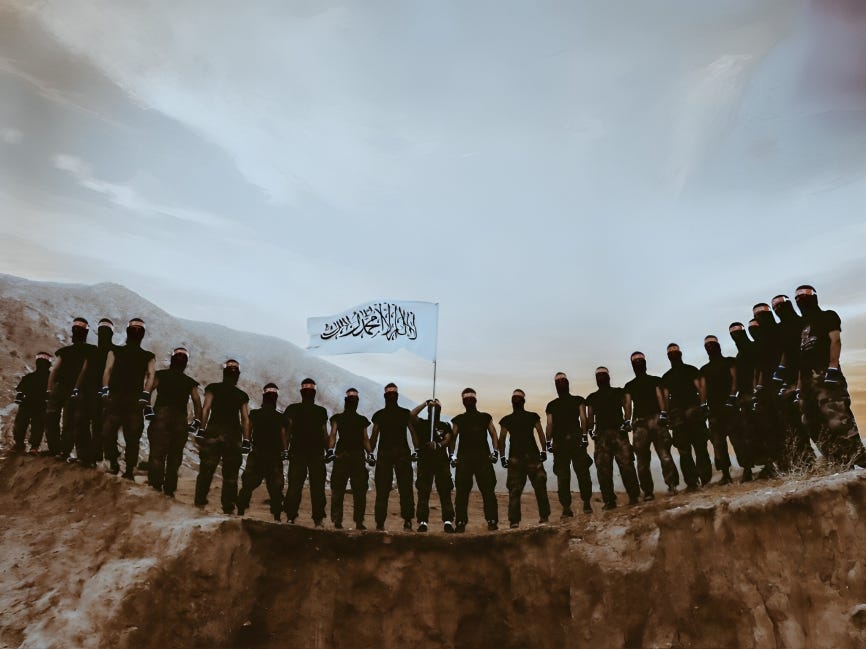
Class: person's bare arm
362,425,372,454
143,357,156,393
663,387,671,411
655,386,666,412
586,405,595,432
829,330,842,368
729,365,738,395
321,420,329,449
190,385,203,421
451,423,460,456
101,351,115,389
201,391,214,428
240,402,251,441
281,424,289,451
487,420,498,451
698,377,707,403
408,418,420,450
624,393,633,421
545,413,554,444
579,403,588,433
74,359,88,391
328,421,338,450
369,423,380,452
149,374,159,406
47,356,63,393
497,425,508,455
533,420,545,452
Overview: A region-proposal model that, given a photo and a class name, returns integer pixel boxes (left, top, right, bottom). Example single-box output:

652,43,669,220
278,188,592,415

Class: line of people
8,284,863,532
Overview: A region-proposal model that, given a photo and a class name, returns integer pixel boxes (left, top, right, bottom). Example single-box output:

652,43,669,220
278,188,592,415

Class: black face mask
554,378,569,397
795,294,819,314
71,326,88,344
774,301,797,322
344,396,359,411
667,350,683,366
97,327,113,349
170,353,188,371
595,373,611,389
704,341,722,358
384,392,399,406
755,311,775,328
263,392,278,407
748,325,761,341
300,387,316,402
223,367,240,385
631,358,647,375
730,330,750,350
126,327,145,346
462,396,477,411
511,396,525,411
36,358,51,372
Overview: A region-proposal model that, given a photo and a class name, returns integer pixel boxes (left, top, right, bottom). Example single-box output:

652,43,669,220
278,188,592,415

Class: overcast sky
1,0,865,418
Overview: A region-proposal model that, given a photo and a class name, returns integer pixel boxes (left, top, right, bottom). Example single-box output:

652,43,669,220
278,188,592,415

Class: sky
1,0,865,418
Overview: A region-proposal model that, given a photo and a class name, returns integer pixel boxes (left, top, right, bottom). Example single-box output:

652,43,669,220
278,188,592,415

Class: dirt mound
2,455,866,649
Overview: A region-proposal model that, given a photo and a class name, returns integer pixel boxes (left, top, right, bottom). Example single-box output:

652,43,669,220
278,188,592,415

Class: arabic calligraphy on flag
307,300,439,360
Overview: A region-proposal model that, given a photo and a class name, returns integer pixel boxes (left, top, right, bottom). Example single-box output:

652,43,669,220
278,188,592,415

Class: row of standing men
9,285,862,531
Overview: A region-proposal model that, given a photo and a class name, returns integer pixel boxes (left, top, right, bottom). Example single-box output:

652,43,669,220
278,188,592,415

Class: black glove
538,451,547,463
546,439,553,453
144,405,156,421
658,410,669,426
365,452,377,467
449,453,457,468
194,428,207,445
700,403,710,418
138,390,151,405
188,418,201,433
791,388,801,405
410,449,419,462
281,449,290,461
620,419,632,434
725,394,738,409
489,449,499,464
14,392,24,404
241,439,252,454
824,367,843,384
587,428,596,440
99,386,110,400
500,456,510,469
325,448,336,463
771,365,787,384
70,388,80,400
751,395,759,412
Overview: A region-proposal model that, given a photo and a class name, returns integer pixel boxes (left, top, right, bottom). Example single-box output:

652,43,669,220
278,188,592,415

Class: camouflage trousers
632,414,679,496
776,384,816,470
800,370,864,467
146,406,188,495
237,450,285,517
505,454,551,524
593,427,639,506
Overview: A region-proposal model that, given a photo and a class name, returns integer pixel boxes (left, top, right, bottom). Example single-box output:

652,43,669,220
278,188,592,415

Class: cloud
0,127,23,144
51,153,233,228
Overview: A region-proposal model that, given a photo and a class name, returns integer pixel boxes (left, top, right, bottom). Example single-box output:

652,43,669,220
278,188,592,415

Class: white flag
306,300,439,361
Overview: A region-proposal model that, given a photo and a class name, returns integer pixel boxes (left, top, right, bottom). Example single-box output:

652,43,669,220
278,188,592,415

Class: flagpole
429,303,439,443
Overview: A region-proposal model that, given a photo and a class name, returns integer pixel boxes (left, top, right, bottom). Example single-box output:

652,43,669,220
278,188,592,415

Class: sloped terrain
2,453,866,649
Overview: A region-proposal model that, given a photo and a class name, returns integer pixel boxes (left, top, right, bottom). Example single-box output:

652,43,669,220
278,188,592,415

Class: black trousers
506,454,550,524
238,450,285,517
374,448,415,525
454,454,498,524
283,451,327,522
415,448,455,524
330,451,368,525
552,437,593,510
13,403,46,450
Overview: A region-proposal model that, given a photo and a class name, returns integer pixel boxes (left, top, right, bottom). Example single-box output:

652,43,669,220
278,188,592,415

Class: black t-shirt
415,417,452,449
372,406,413,452
778,315,803,374
754,324,783,379
624,374,662,418
734,342,757,394
250,406,285,455
545,395,585,442
331,411,371,454
154,369,198,410
662,364,701,409
17,370,49,405
285,401,329,453
54,343,96,389
82,344,115,389
800,309,842,372
452,410,493,458
205,382,249,430
108,345,155,396
586,387,625,430
700,357,735,406
499,410,541,457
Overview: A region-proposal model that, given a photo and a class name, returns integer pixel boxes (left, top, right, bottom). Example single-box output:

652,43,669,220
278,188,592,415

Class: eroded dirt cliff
1,455,865,649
